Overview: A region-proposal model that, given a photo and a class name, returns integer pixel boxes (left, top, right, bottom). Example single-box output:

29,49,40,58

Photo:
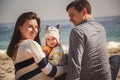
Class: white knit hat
45,25,60,43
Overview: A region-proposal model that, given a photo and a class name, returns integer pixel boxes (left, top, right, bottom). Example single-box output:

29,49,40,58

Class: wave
0,49,7,58
62,44,69,53
0,49,6,54
1,41,119,54
107,41,120,49
62,41,120,53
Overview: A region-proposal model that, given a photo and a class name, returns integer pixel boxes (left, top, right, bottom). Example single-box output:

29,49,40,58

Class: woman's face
19,19,38,40
46,36,58,48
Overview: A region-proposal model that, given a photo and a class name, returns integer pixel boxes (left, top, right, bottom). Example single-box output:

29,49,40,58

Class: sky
0,0,120,24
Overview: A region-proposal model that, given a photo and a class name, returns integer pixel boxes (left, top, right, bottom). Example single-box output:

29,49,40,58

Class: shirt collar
78,17,95,25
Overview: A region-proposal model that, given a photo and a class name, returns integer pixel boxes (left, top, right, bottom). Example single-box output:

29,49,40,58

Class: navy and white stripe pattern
14,40,64,80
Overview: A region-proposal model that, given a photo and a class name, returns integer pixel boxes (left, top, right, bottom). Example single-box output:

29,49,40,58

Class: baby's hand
42,46,52,57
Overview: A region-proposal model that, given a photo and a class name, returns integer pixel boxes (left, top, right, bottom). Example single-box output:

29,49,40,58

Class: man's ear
83,8,87,15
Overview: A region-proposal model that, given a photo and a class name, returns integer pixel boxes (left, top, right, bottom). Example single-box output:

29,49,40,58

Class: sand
0,50,15,80
0,48,120,80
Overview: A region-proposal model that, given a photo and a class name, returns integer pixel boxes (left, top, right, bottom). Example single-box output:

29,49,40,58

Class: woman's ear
19,26,22,31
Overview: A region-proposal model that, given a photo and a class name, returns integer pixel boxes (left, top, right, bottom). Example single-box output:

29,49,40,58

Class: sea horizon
0,16,120,51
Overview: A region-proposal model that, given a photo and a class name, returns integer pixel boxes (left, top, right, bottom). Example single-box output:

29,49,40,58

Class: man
65,0,112,80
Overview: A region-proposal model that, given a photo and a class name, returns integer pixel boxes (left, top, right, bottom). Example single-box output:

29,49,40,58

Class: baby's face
46,36,58,48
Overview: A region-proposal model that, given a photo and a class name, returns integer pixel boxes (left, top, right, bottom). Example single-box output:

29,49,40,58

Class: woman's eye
28,25,33,28
35,26,38,29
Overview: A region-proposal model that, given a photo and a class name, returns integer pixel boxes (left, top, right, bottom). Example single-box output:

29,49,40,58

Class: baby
42,25,65,66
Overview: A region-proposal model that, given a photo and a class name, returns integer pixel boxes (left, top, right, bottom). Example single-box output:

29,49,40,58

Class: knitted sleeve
67,28,85,78
21,40,65,77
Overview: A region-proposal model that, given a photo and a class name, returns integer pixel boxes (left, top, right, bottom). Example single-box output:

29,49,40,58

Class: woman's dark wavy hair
66,0,91,14
7,12,41,57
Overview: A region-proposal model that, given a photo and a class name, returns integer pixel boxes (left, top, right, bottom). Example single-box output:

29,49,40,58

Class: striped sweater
14,40,65,80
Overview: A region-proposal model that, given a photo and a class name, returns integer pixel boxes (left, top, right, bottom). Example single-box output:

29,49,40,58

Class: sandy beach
0,50,15,80
0,47,120,80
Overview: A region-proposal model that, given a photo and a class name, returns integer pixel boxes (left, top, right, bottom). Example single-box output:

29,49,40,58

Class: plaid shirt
65,18,111,80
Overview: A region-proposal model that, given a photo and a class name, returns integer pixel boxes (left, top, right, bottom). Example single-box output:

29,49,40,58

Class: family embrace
7,0,120,80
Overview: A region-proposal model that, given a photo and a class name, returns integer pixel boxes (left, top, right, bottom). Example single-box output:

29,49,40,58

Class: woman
7,12,66,80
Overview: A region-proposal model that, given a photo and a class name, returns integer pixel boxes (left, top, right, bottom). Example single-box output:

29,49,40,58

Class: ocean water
0,16,120,51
